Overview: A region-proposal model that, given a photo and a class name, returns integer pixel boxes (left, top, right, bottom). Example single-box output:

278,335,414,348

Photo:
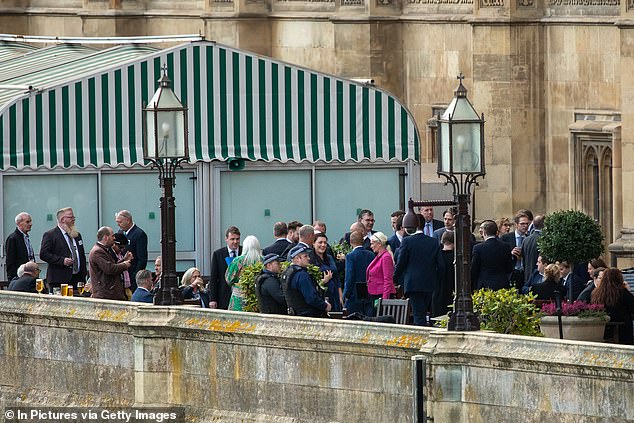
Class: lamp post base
153,286,184,306
447,310,480,331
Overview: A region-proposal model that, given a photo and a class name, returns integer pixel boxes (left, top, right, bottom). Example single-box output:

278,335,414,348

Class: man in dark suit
387,211,405,252
262,221,292,256
500,210,531,290
281,225,315,259
471,220,514,291
115,210,148,291
209,226,242,309
5,212,36,280
343,231,375,315
558,261,585,301
420,206,444,237
8,261,41,293
521,215,544,285
432,209,455,244
393,216,445,326
39,207,87,289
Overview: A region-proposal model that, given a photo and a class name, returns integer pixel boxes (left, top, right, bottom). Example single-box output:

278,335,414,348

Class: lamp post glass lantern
439,73,485,331
143,64,189,306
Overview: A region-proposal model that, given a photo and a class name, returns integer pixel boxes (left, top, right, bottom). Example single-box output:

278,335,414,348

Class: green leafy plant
237,261,264,312
281,261,326,291
472,288,542,336
537,210,604,265
331,241,352,257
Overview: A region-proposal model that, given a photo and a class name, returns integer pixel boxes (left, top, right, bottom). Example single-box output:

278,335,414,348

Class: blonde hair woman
366,232,396,315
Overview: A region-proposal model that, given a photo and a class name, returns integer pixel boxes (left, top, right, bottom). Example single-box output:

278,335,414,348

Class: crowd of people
4,205,633,344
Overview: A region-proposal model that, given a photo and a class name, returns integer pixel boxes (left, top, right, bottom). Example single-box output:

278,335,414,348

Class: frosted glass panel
3,174,99,278
314,168,402,242
220,170,311,247
101,172,196,252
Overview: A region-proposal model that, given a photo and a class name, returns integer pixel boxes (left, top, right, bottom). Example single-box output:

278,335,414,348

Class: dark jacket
122,224,148,286
262,239,292,256
531,279,563,301
209,246,242,309
343,247,375,312
181,285,210,308
471,237,514,291
5,228,31,281
282,265,326,317
393,233,444,294
8,275,37,293
40,227,87,286
256,270,287,314
88,243,128,301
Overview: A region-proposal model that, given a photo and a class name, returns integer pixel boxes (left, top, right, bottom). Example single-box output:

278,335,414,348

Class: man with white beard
40,207,87,290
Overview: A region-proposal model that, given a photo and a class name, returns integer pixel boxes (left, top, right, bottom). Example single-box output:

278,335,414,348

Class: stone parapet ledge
421,331,634,374
0,291,139,330
129,304,436,356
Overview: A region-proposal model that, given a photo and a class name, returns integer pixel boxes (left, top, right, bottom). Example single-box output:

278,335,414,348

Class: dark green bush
537,209,603,264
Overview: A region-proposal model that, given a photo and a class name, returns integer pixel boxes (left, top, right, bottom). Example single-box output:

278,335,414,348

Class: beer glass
66,286,73,297
35,279,44,294
60,284,68,296
77,282,84,295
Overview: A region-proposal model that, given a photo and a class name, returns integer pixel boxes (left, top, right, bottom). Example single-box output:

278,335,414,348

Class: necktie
425,223,431,236
24,235,35,261
67,234,79,274
230,250,236,258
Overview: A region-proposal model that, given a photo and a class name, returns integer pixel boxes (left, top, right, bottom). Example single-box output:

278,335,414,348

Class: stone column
608,6,634,266
471,1,546,219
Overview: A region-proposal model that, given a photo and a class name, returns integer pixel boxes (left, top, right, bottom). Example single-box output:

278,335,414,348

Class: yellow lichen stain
386,335,427,348
582,351,628,369
360,333,371,344
170,345,183,403
67,309,77,317
184,317,256,333
96,310,129,322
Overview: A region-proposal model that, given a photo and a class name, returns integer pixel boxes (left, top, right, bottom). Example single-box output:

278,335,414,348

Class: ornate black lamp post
402,73,485,331
143,65,188,306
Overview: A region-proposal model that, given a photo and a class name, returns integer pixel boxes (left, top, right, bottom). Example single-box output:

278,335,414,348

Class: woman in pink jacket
366,232,397,310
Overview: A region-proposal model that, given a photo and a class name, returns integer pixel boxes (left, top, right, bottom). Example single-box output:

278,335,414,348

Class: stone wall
0,292,632,422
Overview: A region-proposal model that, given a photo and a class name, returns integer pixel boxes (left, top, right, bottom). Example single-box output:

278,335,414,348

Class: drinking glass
60,284,68,296
77,282,84,295
36,279,44,294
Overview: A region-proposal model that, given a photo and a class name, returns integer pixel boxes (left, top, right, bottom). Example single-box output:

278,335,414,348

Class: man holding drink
89,226,133,301
7,262,42,293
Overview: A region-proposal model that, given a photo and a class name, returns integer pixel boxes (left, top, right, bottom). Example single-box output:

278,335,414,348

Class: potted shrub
471,288,543,336
537,209,604,266
539,301,610,342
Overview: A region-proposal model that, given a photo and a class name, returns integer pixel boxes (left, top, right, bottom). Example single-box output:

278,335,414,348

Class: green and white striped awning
0,40,420,170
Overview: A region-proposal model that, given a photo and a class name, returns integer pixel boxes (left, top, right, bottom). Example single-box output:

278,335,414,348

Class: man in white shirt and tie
209,226,242,309
40,207,87,290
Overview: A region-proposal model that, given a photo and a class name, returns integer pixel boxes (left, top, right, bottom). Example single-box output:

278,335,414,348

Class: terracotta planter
540,316,610,342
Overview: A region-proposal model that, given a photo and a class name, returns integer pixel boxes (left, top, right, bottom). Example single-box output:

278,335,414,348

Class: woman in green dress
225,235,262,311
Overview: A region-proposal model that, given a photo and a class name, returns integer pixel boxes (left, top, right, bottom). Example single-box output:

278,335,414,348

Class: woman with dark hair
311,232,340,311
591,268,634,344
577,267,605,303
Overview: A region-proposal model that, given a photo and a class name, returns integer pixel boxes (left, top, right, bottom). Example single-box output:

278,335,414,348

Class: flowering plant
540,301,609,320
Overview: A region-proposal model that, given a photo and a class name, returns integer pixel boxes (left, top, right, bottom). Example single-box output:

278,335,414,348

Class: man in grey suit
393,215,445,326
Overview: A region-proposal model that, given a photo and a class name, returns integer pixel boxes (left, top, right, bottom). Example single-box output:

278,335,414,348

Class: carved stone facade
1,2,633,263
